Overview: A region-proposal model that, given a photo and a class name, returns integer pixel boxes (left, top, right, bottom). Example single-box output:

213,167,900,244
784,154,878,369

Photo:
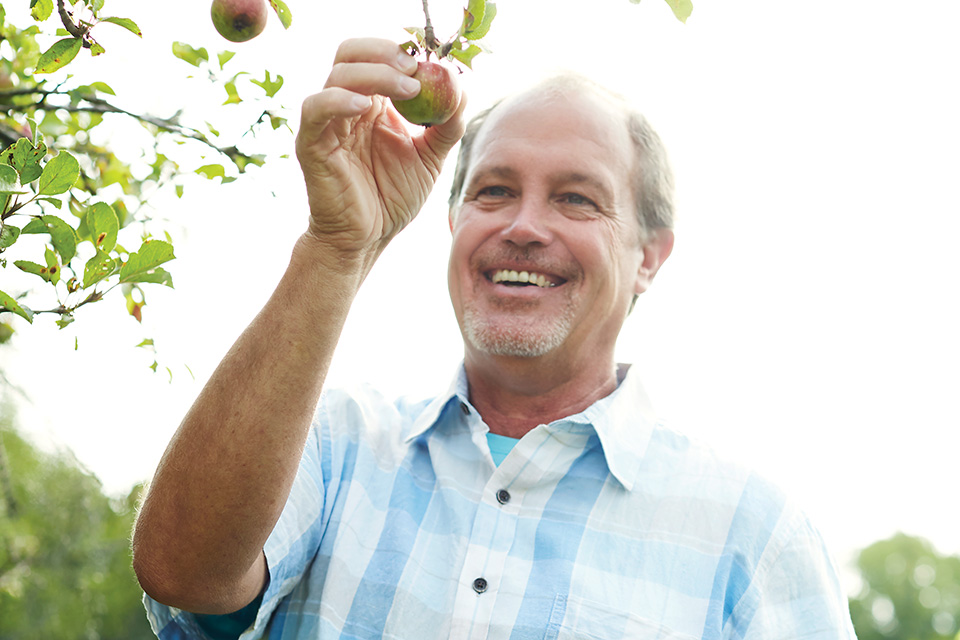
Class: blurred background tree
0,402,152,638
849,532,960,639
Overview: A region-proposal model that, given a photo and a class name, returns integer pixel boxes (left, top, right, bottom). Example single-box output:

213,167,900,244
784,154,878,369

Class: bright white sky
2,0,959,591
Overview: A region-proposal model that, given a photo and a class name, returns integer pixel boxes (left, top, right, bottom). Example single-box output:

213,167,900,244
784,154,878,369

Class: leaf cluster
0,2,292,359
402,0,497,69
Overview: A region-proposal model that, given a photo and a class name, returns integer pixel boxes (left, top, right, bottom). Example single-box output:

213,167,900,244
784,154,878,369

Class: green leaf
404,26,425,45
119,239,175,286
0,225,20,250
464,2,496,41
86,202,119,252
662,0,693,22
22,215,77,262
30,0,54,21
128,266,173,287
99,16,142,37
82,249,118,288
14,259,57,283
56,312,74,328
268,113,289,131
223,79,242,105
43,246,61,284
195,164,227,181
175,184,184,199
251,70,283,98
171,42,209,67
450,44,483,69
88,81,116,96
89,42,106,56
38,151,79,195
218,51,235,69
0,164,26,196
11,137,47,184
268,0,293,29
35,37,83,74
463,0,486,33
27,117,44,147
0,289,33,323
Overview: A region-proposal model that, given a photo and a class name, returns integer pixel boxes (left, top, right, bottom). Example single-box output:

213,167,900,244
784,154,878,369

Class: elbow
131,526,184,609
132,521,263,615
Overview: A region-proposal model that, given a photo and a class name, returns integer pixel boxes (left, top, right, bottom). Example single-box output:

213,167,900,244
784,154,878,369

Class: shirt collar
406,364,470,442
405,362,659,491
572,363,659,491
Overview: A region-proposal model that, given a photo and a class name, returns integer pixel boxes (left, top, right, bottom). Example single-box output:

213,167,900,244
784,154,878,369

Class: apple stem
421,0,440,59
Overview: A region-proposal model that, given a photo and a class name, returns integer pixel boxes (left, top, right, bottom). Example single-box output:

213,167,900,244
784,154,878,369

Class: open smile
486,269,564,289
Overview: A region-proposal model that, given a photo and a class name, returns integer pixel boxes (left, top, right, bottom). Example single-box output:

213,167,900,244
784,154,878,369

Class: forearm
133,233,368,613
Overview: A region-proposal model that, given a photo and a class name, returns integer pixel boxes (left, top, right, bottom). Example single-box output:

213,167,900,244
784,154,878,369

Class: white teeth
491,269,555,287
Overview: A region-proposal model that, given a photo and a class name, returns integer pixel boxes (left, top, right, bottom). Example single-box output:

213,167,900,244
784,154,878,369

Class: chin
462,310,572,358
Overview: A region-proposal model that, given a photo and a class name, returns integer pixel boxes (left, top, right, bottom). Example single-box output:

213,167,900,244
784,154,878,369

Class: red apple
391,61,459,127
211,0,268,43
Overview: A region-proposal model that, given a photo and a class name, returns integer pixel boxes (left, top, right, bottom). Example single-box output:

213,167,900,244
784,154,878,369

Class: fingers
333,38,418,74
325,38,420,100
299,39,421,145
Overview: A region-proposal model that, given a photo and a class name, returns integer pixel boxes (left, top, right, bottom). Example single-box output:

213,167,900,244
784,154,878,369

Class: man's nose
500,199,552,247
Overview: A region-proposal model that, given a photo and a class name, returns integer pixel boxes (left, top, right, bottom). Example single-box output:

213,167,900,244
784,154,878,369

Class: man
133,38,857,639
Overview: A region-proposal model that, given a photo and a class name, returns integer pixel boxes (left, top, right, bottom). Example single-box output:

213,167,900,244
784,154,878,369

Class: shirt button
496,489,511,505
472,577,488,594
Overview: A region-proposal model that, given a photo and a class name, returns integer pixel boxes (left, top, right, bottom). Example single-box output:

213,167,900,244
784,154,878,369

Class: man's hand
295,38,467,269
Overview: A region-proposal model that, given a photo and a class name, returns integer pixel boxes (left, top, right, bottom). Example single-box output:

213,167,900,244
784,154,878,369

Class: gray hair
448,73,676,236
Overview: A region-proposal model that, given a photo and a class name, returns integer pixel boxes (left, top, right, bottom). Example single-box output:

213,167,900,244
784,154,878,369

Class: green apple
391,61,459,127
211,0,268,43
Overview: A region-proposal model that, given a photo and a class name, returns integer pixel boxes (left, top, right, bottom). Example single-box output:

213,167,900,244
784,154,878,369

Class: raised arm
132,38,466,615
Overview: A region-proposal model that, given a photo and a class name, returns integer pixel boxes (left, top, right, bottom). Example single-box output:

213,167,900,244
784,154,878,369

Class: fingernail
351,95,372,111
397,51,418,73
399,76,421,96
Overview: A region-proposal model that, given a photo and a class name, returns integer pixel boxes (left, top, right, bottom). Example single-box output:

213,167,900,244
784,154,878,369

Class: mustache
472,247,575,280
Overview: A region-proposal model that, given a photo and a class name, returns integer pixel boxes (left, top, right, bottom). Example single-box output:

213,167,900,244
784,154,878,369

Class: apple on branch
390,0,497,127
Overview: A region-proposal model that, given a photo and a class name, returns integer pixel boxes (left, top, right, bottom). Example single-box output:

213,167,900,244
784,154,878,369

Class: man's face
447,92,667,368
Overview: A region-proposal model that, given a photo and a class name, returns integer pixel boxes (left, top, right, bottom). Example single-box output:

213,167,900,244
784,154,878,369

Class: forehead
466,91,635,187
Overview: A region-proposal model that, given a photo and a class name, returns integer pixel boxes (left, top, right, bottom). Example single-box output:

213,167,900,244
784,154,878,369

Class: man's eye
559,193,597,207
477,186,510,198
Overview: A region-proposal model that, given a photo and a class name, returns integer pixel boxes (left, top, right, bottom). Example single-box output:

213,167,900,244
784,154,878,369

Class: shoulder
644,426,854,634
313,383,437,450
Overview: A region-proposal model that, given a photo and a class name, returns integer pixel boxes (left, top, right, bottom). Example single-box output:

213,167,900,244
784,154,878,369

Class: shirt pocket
544,594,699,640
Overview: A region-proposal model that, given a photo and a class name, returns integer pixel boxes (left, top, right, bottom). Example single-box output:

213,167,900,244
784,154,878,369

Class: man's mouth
488,269,559,288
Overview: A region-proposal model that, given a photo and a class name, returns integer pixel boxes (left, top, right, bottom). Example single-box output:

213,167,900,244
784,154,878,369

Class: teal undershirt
194,592,262,640
487,432,519,466
193,434,519,638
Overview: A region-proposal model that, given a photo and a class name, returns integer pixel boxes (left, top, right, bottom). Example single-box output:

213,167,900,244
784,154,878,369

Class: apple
210,0,268,43
391,61,459,127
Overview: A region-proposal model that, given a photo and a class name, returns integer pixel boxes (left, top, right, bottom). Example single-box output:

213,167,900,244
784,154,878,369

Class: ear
448,207,456,233
634,228,674,295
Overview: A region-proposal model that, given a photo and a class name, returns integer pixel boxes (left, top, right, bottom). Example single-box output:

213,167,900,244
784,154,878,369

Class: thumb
417,88,468,168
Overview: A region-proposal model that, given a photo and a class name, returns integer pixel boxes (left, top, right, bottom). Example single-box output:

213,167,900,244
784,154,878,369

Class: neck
464,352,619,439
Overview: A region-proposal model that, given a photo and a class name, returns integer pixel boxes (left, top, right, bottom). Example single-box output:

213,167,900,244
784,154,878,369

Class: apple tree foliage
0,405,153,638
0,0,292,364
848,533,960,639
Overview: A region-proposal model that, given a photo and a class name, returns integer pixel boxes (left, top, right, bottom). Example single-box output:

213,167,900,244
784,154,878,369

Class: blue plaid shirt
144,364,857,639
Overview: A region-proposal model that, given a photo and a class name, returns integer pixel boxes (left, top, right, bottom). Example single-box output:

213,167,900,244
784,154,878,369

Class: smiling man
133,38,857,639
